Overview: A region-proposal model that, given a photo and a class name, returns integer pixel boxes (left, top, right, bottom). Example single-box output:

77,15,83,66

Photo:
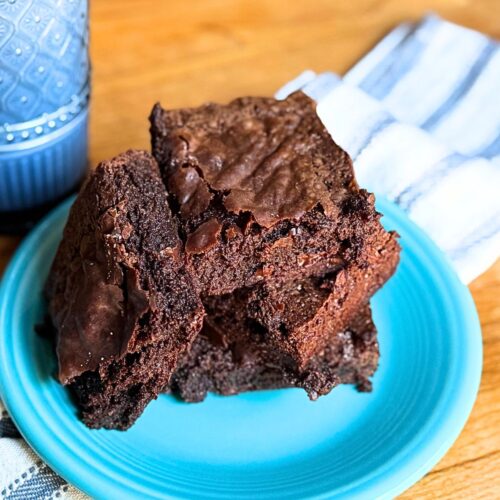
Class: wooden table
1,0,499,497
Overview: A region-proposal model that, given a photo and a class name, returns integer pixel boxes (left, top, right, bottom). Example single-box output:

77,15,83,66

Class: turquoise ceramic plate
0,197,482,499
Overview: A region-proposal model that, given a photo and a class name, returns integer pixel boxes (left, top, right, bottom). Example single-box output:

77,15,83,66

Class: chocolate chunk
168,166,213,218
185,218,222,254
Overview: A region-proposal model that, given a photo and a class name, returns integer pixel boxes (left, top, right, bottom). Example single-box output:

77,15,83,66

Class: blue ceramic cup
0,0,89,212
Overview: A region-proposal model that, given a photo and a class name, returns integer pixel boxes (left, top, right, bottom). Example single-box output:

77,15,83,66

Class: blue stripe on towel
450,215,500,260
4,464,67,500
352,115,396,161
359,17,441,99
422,42,498,130
394,152,466,210
1,466,36,499
479,131,500,158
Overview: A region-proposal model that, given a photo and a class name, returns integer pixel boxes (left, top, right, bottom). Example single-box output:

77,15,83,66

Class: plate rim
0,196,482,499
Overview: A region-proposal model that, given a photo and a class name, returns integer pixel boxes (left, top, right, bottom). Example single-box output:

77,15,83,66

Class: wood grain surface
1,0,499,497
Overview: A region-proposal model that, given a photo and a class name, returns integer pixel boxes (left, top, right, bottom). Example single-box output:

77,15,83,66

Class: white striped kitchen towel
1,14,499,500
0,400,86,500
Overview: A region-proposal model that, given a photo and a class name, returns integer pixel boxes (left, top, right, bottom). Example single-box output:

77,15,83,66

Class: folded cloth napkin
1,14,498,500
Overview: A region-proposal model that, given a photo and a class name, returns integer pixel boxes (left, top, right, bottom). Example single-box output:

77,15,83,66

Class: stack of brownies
45,92,400,430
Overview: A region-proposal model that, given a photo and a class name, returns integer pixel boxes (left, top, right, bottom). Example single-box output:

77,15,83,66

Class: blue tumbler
0,0,89,226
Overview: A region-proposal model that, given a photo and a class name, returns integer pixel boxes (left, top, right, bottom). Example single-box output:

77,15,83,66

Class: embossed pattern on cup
0,0,89,212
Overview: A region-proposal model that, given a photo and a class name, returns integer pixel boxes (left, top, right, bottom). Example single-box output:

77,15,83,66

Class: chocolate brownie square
46,150,204,429
150,91,399,298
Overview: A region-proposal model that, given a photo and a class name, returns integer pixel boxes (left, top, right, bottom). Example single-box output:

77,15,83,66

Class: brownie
244,230,398,369
45,150,204,429
170,301,378,403
150,91,400,297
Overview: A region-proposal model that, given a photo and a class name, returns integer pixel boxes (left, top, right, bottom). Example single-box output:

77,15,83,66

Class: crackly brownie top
46,150,203,383
150,91,356,233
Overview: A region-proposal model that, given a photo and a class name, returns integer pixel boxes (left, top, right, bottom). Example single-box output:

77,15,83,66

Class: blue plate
0,197,482,499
